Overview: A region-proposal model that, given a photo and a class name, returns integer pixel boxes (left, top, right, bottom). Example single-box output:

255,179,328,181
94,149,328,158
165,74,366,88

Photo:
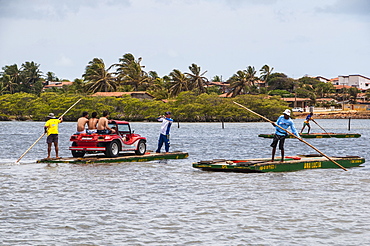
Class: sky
0,0,369,81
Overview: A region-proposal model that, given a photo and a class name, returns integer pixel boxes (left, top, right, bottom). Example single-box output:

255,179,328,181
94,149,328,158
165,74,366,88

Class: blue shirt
274,115,300,137
304,114,312,123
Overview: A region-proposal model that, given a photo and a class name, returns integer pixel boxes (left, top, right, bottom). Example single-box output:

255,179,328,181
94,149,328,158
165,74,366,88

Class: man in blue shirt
156,112,173,153
300,112,315,134
271,109,300,162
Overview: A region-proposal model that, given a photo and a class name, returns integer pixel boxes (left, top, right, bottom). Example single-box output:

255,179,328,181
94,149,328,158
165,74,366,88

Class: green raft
192,155,365,173
37,151,189,164
258,133,361,138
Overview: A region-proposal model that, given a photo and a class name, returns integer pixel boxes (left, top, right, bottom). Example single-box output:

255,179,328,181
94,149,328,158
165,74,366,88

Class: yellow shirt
45,118,61,135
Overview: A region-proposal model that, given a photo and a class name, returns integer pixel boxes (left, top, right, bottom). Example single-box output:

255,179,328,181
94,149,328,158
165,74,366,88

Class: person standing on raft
300,112,315,134
44,113,63,159
155,112,173,153
270,109,300,162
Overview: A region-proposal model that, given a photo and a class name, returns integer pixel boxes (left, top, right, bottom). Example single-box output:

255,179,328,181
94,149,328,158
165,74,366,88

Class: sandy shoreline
293,111,370,119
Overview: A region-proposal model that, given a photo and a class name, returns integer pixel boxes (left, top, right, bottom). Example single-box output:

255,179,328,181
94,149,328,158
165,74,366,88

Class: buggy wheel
105,140,120,157
71,142,85,158
135,140,146,155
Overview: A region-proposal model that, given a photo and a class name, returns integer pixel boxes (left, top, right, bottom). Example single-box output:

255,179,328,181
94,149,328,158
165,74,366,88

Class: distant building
208,81,230,93
281,97,311,108
91,91,155,100
315,76,330,83
333,85,351,92
329,77,339,85
338,75,370,90
316,98,338,103
43,81,73,90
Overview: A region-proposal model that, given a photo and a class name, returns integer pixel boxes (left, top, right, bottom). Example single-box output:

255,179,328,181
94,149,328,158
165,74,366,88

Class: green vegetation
0,53,361,121
0,92,288,122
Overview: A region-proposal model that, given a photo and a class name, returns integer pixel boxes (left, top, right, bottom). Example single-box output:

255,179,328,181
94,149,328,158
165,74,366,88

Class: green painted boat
192,155,365,173
37,151,189,164
258,133,361,138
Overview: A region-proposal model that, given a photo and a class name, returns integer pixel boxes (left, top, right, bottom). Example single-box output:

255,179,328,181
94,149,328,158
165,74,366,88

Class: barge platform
37,151,189,164
193,155,365,173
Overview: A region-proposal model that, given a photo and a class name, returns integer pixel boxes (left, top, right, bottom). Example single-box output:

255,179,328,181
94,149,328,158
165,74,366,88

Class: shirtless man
97,111,116,134
87,112,99,133
76,111,89,134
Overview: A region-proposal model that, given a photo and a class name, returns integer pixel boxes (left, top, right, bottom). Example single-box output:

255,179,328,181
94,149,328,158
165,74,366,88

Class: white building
315,76,330,83
338,74,370,90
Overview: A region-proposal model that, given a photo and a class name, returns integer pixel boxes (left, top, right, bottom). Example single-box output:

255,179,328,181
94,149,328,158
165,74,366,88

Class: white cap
283,109,291,116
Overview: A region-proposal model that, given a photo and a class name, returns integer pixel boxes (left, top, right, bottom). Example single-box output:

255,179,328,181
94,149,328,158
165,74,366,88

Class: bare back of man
77,115,89,133
97,117,109,131
88,118,98,130
97,111,115,134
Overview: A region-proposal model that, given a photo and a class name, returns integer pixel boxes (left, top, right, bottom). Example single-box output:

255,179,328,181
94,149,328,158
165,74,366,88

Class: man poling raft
300,112,314,134
233,101,348,171
270,109,301,162
15,98,82,163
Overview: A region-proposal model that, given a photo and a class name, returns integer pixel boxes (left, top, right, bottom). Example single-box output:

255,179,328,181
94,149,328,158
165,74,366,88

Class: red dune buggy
69,120,147,158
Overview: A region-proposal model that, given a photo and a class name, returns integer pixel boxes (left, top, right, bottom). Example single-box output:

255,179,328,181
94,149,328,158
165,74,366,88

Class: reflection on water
0,120,369,245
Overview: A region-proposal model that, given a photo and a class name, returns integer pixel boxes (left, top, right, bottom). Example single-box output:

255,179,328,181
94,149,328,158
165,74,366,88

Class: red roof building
91,91,155,100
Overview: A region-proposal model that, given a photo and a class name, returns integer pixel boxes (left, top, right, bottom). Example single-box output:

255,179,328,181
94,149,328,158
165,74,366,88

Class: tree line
0,92,289,122
0,53,367,121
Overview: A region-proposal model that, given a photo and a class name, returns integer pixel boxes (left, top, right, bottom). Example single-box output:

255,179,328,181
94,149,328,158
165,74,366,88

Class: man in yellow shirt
44,113,63,159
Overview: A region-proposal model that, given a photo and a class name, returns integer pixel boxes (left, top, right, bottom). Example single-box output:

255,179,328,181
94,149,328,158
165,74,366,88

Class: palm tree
83,58,118,93
185,63,208,95
259,64,274,86
1,74,17,94
21,61,42,84
322,82,335,98
245,66,258,87
146,71,169,99
168,69,189,97
211,75,222,82
0,81,5,95
2,64,22,93
20,61,43,93
349,87,360,103
227,70,250,97
46,71,59,82
114,53,149,91
70,78,85,94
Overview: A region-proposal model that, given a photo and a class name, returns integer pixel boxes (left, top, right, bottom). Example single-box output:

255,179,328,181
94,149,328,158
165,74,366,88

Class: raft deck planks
193,156,365,173
37,151,189,164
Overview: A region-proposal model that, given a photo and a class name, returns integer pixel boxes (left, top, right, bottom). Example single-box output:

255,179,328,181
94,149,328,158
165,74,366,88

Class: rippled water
0,119,369,245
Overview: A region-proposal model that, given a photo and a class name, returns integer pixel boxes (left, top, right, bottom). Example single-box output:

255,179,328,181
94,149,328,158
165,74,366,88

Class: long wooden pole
15,98,82,163
312,120,331,137
233,101,347,171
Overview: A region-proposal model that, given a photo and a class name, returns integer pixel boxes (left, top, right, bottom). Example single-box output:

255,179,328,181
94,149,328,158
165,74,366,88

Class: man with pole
300,112,315,134
15,98,82,163
270,109,301,162
44,113,63,159
156,111,173,153
233,101,347,171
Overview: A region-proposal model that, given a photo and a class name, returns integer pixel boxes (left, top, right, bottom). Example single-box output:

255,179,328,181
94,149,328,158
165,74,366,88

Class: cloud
317,0,370,16
0,0,369,80
0,0,130,20
55,54,74,67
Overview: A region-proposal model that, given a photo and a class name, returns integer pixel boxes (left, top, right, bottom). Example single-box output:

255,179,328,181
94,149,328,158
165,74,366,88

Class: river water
0,119,369,245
